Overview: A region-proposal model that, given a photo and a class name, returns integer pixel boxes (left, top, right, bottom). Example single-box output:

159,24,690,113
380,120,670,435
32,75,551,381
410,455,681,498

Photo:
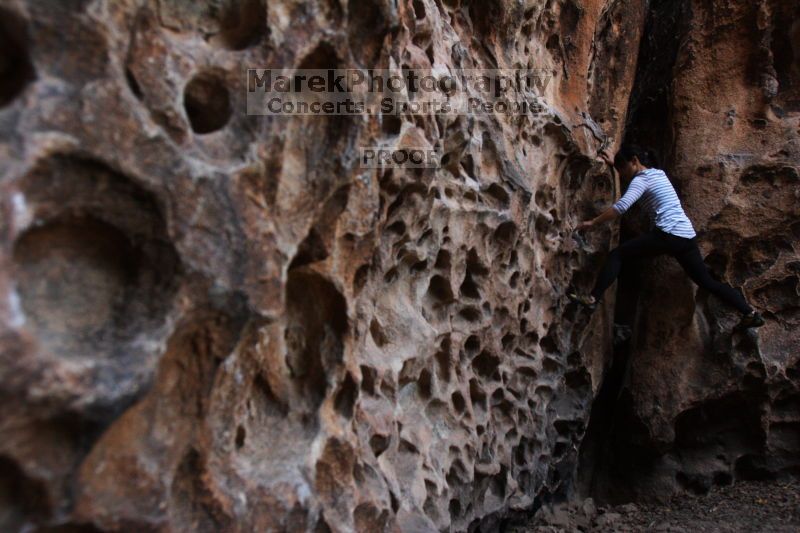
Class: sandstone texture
0,0,797,532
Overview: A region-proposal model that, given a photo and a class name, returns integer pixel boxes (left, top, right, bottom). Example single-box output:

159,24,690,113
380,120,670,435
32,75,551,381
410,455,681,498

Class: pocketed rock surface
0,0,797,532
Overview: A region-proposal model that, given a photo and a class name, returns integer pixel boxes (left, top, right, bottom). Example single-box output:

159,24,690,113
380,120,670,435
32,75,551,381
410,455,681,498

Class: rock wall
0,0,796,531
0,0,646,530
583,0,800,504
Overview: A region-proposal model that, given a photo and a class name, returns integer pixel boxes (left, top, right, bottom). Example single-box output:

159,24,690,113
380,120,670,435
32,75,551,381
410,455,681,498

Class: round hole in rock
12,155,180,369
184,71,232,134
412,0,426,19
0,7,36,108
13,214,176,359
235,426,246,448
382,114,402,135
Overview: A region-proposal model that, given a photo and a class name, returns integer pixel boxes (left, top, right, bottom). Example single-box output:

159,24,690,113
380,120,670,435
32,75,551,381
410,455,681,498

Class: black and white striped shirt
612,168,697,238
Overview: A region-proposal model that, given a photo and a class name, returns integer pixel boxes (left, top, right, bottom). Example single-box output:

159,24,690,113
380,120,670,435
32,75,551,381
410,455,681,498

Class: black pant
591,229,753,314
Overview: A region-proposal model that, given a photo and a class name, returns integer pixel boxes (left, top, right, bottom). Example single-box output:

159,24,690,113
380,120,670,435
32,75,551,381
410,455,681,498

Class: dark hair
613,144,658,169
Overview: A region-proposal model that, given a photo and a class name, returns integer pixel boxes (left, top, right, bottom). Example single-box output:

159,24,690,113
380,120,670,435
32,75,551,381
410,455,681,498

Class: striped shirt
612,168,697,238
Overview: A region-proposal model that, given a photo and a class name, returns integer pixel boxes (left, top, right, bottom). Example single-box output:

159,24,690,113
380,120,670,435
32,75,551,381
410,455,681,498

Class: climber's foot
567,290,597,311
736,311,765,330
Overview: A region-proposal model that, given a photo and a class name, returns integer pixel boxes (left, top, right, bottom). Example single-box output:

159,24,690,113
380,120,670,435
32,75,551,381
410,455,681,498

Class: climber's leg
674,241,754,315
589,231,668,302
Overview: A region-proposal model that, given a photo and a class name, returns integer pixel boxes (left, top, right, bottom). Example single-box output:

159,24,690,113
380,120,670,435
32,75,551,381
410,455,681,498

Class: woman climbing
567,144,765,330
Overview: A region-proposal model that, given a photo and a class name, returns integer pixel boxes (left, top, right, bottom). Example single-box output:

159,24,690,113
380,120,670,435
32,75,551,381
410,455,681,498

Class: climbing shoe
736,311,765,330
567,290,597,311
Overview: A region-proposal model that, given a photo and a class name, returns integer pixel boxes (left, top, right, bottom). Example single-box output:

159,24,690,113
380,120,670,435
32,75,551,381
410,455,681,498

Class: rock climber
567,144,765,330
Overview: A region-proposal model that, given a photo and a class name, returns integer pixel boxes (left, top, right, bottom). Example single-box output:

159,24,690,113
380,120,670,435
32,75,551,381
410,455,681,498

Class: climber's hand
576,220,594,232
598,149,614,166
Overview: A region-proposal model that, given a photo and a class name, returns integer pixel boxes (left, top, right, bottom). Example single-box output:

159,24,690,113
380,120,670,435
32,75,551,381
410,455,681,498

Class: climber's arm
577,175,647,231
576,206,619,231
611,175,647,215
594,206,620,226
